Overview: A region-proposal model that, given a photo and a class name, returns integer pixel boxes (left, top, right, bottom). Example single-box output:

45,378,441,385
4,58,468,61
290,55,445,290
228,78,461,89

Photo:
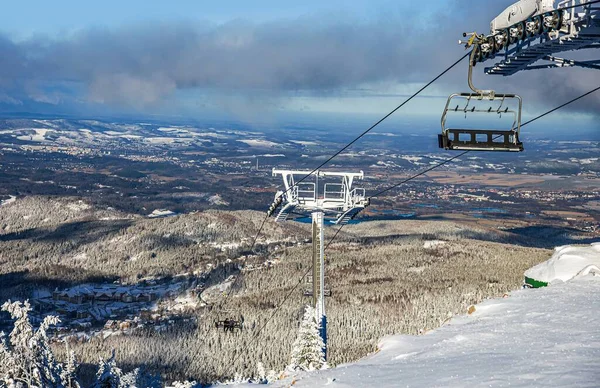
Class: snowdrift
524,242,600,287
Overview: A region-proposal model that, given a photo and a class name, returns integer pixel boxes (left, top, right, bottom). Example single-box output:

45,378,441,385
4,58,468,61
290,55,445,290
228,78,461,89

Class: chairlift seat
214,318,243,332
439,128,523,152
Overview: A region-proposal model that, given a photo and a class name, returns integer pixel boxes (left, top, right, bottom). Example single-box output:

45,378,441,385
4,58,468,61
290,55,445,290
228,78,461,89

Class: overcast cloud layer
0,0,598,117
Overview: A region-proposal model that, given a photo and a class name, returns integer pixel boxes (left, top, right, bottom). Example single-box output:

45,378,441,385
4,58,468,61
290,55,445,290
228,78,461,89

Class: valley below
0,117,598,384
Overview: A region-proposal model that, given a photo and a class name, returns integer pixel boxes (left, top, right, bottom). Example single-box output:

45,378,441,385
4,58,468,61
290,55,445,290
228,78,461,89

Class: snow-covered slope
525,243,600,284
278,276,600,387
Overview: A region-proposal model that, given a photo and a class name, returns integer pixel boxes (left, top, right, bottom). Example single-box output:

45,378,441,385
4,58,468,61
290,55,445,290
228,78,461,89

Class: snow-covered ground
277,276,600,387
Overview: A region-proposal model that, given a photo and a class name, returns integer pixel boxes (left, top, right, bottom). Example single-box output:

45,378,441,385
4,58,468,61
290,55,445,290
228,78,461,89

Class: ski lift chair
214,315,244,332
214,310,244,332
439,38,524,152
439,92,523,152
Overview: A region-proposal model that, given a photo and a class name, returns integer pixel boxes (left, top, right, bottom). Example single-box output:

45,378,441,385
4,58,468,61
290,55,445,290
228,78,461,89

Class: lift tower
267,169,369,359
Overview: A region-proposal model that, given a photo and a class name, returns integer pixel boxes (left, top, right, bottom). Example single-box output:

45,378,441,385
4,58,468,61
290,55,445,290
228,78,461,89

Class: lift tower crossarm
270,168,368,225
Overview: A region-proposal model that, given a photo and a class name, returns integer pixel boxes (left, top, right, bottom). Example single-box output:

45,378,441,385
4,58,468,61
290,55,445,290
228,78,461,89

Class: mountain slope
281,275,600,387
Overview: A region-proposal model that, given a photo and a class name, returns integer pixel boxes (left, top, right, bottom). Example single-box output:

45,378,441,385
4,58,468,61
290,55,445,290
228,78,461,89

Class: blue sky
0,0,597,126
1,0,415,35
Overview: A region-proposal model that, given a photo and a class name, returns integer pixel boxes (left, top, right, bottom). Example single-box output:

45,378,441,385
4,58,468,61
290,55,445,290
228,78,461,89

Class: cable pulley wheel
534,15,543,35
517,21,526,41
487,36,497,56
525,18,536,38
551,10,563,31
499,29,510,51
508,28,517,45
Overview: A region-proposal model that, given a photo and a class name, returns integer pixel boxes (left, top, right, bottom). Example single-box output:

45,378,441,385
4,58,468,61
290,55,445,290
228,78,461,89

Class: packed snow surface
276,276,600,387
525,242,600,283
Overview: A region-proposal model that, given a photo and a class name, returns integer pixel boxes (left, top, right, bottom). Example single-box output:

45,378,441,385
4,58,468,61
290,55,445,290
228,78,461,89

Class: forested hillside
0,196,552,384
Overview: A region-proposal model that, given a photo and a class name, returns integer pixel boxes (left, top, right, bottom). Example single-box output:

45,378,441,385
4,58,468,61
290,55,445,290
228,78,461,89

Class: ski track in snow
275,276,600,388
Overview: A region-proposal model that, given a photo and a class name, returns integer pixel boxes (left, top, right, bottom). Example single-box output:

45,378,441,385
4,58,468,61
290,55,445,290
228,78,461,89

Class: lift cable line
211,51,470,318
216,0,600,375
210,213,270,321
254,50,470,250
271,51,470,201
213,73,599,333
373,84,600,198
218,0,600,317
518,85,600,127
218,85,599,378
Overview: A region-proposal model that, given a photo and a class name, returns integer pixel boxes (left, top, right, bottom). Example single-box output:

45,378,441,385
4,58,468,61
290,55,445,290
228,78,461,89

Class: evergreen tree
288,305,326,372
0,300,72,387
60,346,81,388
92,350,139,388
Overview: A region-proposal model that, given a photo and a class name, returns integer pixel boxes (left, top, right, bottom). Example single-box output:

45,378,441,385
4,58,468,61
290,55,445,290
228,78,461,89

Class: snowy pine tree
0,300,148,388
60,346,81,388
92,350,139,388
0,300,75,387
288,305,326,372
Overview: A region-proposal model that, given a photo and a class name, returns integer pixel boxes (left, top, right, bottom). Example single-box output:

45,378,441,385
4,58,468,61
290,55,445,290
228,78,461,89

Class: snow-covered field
277,274,600,387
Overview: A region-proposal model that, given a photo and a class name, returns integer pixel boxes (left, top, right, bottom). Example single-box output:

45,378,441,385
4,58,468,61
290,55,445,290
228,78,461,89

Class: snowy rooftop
275,276,600,387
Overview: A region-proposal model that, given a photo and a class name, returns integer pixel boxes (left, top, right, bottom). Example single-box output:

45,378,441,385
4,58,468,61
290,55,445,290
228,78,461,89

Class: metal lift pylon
267,169,370,360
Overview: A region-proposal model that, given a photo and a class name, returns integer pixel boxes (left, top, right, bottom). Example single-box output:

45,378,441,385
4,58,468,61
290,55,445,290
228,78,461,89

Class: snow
66,200,91,212
259,154,286,157
290,140,318,146
423,240,446,249
16,128,51,142
168,293,200,311
0,195,16,206
210,241,241,251
208,194,230,206
201,276,236,303
237,139,279,147
274,276,600,387
148,209,177,218
371,132,399,137
145,137,178,144
400,156,423,163
525,243,600,283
